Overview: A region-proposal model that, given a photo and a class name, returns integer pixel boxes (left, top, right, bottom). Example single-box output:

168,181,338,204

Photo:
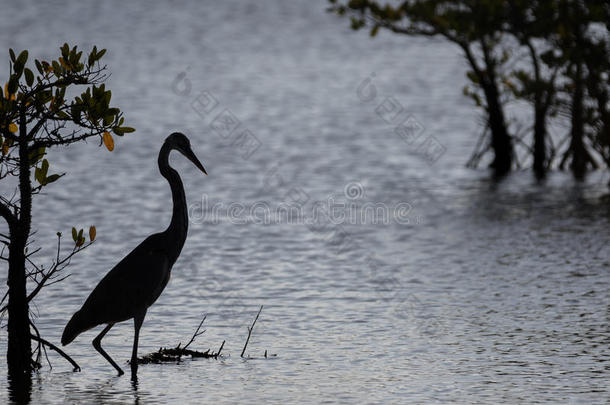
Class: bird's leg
92,323,124,376
130,310,146,378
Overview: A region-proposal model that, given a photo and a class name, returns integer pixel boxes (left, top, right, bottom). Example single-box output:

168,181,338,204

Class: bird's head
165,132,207,175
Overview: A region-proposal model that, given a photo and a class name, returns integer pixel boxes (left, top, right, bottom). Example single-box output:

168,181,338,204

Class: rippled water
1,1,609,403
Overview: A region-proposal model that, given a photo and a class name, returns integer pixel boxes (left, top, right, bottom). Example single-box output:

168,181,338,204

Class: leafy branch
1,227,96,316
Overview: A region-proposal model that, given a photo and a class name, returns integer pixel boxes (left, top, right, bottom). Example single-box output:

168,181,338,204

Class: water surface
1,1,609,403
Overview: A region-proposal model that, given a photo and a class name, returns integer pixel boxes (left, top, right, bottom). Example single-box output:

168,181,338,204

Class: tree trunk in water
484,82,513,176
7,126,33,402
570,64,586,180
593,85,610,167
533,107,547,179
7,234,32,403
461,41,512,177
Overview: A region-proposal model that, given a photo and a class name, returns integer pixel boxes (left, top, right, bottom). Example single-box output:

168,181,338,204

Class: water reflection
131,378,141,405
7,369,31,404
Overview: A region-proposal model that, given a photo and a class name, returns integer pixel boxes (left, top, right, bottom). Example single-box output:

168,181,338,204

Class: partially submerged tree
492,0,609,178
505,0,561,178
0,43,133,399
551,1,609,179
329,0,610,179
329,0,515,176
584,36,610,168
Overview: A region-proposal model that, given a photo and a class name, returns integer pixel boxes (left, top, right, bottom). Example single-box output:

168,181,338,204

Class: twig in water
29,334,81,372
216,340,225,357
241,305,263,358
182,315,206,350
29,320,51,369
137,315,224,364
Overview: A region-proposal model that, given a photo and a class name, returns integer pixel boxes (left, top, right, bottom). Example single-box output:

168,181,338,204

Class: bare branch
30,130,104,150
25,238,94,305
0,200,17,228
241,305,263,358
216,340,225,357
29,320,50,369
0,290,8,310
182,315,206,350
29,332,81,371
0,236,94,314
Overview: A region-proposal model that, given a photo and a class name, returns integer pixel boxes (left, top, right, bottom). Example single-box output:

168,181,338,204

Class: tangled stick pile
136,306,275,365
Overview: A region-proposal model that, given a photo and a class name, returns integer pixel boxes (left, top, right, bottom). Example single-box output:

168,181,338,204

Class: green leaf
13,61,24,77
40,158,49,178
88,48,96,67
56,110,70,119
350,16,365,30
52,60,61,75
34,167,42,184
16,50,28,66
9,48,15,63
44,173,61,185
72,227,78,242
95,49,106,61
34,59,43,74
70,104,81,123
7,76,18,94
28,146,45,163
24,68,34,86
61,43,69,58
466,71,479,84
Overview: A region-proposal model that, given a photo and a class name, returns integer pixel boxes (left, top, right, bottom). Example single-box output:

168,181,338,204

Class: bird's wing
79,234,171,325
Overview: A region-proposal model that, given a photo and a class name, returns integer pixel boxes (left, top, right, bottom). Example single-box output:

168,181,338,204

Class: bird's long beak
185,148,207,175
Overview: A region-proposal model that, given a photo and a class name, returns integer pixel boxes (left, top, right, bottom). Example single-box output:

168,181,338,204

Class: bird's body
61,133,207,377
61,233,171,343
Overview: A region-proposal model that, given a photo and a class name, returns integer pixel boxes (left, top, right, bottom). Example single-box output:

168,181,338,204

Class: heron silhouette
61,132,207,376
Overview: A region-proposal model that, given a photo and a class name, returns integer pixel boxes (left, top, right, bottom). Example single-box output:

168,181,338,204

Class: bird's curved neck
158,143,188,260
